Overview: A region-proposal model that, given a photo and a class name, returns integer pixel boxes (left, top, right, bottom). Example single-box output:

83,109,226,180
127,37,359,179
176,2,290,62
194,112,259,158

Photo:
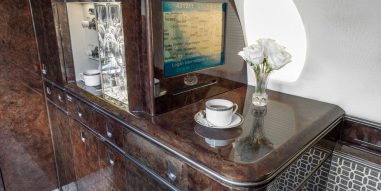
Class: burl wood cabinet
45,82,173,191
29,0,67,85
35,0,345,190
47,102,76,187
44,80,344,191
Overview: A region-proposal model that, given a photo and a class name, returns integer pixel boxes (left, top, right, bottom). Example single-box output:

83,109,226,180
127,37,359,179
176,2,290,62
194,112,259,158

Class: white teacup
205,99,238,127
81,20,90,28
80,69,101,87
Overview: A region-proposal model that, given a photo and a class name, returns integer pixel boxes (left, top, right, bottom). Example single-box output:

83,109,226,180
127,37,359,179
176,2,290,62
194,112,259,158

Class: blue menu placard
163,2,226,77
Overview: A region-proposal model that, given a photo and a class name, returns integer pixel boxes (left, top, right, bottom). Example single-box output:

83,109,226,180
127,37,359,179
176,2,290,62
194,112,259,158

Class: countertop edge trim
345,115,381,130
332,150,381,170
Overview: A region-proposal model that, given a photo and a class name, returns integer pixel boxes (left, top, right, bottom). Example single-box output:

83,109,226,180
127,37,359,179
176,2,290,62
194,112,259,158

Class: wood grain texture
0,66,57,191
98,139,127,190
47,102,76,187
70,119,104,191
341,119,381,154
30,0,66,84
0,0,58,190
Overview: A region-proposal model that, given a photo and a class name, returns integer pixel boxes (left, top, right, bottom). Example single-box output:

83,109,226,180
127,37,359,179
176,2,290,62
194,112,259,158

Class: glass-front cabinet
54,0,246,115
65,2,128,109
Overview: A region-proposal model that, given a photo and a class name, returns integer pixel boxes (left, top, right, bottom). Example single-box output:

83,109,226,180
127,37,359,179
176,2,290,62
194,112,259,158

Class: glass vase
252,71,270,106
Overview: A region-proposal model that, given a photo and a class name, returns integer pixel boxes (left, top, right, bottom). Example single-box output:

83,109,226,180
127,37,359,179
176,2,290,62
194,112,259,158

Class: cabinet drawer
70,119,103,191
66,95,124,149
125,158,173,191
66,94,93,127
124,131,227,190
94,114,125,149
98,140,126,191
124,132,184,188
45,81,66,110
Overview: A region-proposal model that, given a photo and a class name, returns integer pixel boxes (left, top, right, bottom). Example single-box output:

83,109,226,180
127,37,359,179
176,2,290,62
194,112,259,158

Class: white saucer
194,110,244,129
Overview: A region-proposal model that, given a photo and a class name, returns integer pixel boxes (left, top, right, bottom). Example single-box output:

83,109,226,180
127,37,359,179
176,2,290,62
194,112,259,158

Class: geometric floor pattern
267,148,381,191
267,147,330,191
325,153,381,191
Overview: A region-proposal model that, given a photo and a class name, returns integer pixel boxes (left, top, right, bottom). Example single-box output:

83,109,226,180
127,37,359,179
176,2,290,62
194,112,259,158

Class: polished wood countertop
64,83,344,186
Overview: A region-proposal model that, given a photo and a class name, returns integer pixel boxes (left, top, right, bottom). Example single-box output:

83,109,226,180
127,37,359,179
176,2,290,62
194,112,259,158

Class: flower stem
253,57,271,94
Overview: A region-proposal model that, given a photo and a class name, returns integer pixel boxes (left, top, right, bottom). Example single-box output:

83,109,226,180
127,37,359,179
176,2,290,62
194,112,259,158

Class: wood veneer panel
0,1,58,189
30,0,66,84
47,102,76,188
341,119,381,154
70,119,101,190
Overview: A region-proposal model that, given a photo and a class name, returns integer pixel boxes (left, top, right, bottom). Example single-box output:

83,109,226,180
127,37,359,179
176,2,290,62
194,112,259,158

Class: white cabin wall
67,3,99,81
236,0,381,123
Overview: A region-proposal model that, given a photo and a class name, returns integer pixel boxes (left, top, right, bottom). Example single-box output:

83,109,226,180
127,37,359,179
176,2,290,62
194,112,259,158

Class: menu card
163,2,226,77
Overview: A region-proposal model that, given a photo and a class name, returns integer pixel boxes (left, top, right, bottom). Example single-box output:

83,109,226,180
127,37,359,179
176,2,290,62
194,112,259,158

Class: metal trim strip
345,115,381,130
332,151,381,171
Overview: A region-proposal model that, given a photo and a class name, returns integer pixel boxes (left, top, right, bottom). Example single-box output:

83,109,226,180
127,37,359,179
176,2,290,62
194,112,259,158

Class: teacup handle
232,103,238,114
79,73,84,82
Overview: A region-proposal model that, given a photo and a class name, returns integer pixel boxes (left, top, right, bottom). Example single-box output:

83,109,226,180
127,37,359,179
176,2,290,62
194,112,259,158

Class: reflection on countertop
76,81,129,111
76,81,102,96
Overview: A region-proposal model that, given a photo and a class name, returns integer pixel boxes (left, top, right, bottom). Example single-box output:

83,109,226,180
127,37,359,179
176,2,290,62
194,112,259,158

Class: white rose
257,38,276,56
238,44,264,65
239,38,292,71
267,48,292,70
257,38,291,70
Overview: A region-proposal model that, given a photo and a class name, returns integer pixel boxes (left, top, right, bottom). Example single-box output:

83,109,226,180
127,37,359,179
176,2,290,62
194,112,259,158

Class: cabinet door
47,103,76,189
70,119,107,191
29,0,66,84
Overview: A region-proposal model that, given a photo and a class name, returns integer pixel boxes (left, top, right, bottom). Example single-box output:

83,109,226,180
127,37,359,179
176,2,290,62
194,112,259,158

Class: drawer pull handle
80,131,86,143
108,152,114,166
46,87,51,95
107,131,112,138
106,124,113,138
167,172,177,182
66,95,73,102
77,106,82,118
58,95,64,103
167,161,177,181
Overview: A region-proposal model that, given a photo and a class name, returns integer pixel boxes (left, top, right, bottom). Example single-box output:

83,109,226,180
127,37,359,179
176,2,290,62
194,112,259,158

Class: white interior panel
236,0,381,123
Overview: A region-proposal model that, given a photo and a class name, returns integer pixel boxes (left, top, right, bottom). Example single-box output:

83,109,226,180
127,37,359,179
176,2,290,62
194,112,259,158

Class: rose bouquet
238,39,292,106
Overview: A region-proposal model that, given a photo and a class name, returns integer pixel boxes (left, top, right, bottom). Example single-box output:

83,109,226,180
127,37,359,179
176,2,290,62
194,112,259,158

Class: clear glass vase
252,71,270,106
